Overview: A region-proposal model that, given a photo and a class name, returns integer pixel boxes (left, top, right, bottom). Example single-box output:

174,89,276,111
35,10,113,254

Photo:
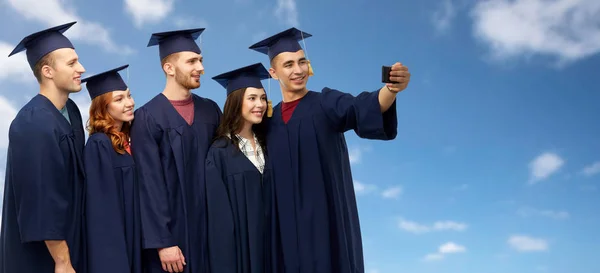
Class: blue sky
0,0,599,272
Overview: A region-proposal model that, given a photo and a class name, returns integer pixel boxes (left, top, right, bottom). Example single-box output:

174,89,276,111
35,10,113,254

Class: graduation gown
205,138,274,273
0,94,86,273
84,132,142,273
267,88,397,273
130,93,222,273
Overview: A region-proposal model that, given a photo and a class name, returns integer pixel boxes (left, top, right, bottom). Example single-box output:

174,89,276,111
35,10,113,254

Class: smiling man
130,28,222,273
249,27,411,273
1,22,87,273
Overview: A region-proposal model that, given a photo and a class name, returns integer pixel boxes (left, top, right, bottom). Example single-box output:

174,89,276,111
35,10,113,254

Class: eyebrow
282,57,306,66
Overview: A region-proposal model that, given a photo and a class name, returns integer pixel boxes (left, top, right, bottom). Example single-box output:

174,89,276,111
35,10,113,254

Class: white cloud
354,180,377,196
517,207,569,220
528,152,564,184
0,42,33,84
124,0,175,28
422,253,444,261
275,0,299,27
381,186,403,199
432,0,456,33
433,221,468,231
439,242,466,254
399,218,467,234
399,219,430,234
423,242,466,262
0,96,18,149
581,161,600,177
349,147,362,164
6,0,133,55
508,235,548,252
471,0,600,65
70,92,91,138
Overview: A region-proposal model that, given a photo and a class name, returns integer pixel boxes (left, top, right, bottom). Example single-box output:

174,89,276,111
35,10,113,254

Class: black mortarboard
82,65,129,100
8,22,76,70
147,28,205,60
249,27,312,60
212,63,270,96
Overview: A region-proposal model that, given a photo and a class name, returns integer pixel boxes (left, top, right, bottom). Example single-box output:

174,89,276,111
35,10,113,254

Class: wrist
386,85,400,94
54,259,71,267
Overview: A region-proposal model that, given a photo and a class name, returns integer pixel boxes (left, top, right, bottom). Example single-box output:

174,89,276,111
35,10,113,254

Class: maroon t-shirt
169,96,194,125
281,98,301,124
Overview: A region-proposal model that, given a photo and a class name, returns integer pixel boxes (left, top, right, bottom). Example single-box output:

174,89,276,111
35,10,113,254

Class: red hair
87,91,131,154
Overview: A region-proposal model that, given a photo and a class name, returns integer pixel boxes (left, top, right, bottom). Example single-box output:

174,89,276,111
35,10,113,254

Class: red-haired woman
81,65,142,273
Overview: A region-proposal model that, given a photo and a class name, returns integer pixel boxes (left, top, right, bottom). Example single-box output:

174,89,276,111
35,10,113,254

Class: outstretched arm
379,62,411,112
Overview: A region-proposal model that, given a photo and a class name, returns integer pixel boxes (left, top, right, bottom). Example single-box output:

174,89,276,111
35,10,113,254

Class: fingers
180,249,187,265
160,249,184,273
391,62,403,70
389,72,410,83
175,260,184,272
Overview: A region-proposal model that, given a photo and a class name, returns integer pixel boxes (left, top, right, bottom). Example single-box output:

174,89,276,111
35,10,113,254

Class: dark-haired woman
82,65,142,273
205,63,275,273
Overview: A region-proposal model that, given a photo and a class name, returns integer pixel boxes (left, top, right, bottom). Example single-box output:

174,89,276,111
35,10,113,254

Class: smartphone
381,66,397,83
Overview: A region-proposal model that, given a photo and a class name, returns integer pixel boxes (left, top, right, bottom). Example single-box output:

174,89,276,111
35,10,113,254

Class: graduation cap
249,27,314,76
81,65,129,100
147,28,205,60
8,21,76,70
212,63,273,116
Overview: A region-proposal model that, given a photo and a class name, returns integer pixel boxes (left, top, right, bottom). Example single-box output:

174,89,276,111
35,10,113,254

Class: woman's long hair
87,91,131,154
214,87,268,154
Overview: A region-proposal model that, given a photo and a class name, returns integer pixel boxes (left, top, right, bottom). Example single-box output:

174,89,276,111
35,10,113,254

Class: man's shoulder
192,94,220,108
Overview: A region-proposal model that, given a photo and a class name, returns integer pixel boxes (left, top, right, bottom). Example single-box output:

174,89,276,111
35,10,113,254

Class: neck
163,79,192,100
237,121,254,140
39,82,69,110
280,86,308,102
113,121,123,132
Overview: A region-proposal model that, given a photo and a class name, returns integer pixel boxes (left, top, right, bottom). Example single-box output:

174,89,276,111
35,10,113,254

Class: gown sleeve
130,108,174,249
320,87,398,140
84,136,130,273
9,108,70,242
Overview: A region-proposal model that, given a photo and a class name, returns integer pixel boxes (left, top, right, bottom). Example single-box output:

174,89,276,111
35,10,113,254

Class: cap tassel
307,60,314,76
267,100,273,117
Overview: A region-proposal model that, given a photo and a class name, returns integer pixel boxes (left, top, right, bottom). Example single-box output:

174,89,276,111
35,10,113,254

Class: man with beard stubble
130,28,222,273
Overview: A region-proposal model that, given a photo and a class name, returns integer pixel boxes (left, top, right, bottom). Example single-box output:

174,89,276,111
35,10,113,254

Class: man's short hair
33,53,55,83
160,53,180,75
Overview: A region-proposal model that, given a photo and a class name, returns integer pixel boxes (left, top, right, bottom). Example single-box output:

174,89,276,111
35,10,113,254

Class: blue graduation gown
205,138,274,273
84,132,142,273
130,93,222,273
267,88,397,273
0,94,86,273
